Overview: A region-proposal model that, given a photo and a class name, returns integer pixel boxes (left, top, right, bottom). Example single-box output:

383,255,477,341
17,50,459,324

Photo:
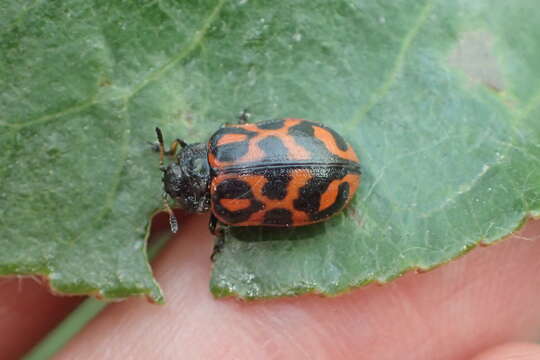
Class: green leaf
1,0,539,301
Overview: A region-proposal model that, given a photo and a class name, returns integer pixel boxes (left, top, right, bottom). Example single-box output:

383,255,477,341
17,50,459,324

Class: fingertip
0,277,82,358
472,342,540,360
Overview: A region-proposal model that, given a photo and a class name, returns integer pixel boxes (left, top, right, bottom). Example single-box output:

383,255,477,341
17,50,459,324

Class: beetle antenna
162,193,178,233
155,127,165,166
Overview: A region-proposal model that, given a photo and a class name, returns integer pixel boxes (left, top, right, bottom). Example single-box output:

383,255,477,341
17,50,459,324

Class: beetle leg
166,138,187,156
208,213,219,235
162,192,179,233
210,235,225,262
220,109,251,128
238,108,251,124
154,127,187,160
209,214,226,261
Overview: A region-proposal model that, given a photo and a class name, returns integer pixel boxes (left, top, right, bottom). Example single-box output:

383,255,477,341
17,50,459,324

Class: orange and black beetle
155,112,361,259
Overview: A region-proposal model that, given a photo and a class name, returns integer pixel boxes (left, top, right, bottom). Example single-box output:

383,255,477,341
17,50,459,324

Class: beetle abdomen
210,166,360,226
207,119,361,227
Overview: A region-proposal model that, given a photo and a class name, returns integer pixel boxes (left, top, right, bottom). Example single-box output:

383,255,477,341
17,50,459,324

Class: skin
0,277,82,359
1,216,540,359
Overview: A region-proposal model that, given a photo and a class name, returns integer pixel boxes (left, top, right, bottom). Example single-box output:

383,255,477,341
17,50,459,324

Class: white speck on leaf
49,273,61,280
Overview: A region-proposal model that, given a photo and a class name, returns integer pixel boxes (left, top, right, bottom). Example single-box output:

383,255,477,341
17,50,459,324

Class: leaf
1,1,539,301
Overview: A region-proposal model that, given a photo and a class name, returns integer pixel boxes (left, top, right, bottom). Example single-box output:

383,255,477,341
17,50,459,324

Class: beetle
155,111,361,260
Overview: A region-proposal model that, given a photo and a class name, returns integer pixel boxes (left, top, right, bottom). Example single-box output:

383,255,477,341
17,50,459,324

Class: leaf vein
349,0,434,128
125,0,228,100
419,162,494,219
2,98,96,130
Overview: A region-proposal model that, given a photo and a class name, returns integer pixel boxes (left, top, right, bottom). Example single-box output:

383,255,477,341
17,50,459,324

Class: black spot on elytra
288,120,315,137
209,127,257,163
262,168,292,200
263,208,293,225
288,121,357,164
321,124,349,151
214,142,248,163
293,167,350,221
257,119,285,130
215,178,251,198
257,135,289,162
310,182,350,221
212,178,264,224
288,121,333,162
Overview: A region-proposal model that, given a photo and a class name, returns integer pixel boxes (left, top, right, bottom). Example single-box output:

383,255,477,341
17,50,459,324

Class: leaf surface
0,0,539,301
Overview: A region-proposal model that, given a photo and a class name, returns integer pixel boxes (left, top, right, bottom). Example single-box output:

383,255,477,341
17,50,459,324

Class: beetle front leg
153,128,187,162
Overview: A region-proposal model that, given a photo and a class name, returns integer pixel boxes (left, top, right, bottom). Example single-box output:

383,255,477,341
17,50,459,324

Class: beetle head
162,142,211,214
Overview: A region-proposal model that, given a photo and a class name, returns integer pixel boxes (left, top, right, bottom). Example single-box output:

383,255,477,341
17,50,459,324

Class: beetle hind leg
220,109,252,128
209,214,226,261
211,236,225,262
238,108,251,124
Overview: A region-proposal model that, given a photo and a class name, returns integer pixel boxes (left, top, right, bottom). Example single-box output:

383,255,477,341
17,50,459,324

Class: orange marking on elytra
212,169,313,226
207,151,227,168
220,198,251,212
234,119,310,163
279,135,311,160
313,126,359,162
245,169,312,225
210,119,315,168
217,133,248,146
210,119,361,172
212,169,361,226
227,123,259,131
235,140,266,163
318,174,360,211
